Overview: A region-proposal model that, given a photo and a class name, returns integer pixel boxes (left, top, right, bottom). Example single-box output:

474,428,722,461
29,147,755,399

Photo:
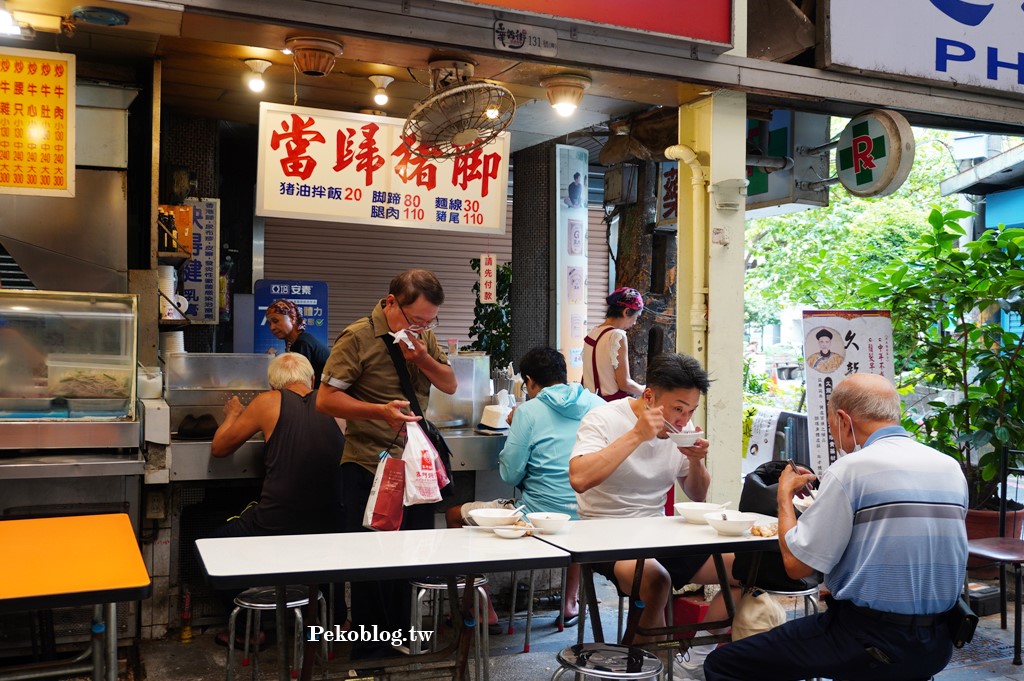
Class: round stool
225,585,327,681
410,576,489,681
551,643,663,681
763,586,820,619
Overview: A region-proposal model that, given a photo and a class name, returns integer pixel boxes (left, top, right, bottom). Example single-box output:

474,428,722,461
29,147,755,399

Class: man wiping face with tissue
317,268,457,658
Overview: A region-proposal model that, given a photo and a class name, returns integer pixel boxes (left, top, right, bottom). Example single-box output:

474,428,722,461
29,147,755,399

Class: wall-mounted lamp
368,75,394,106
244,59,272,93
540,73,591,117
0,0,31,37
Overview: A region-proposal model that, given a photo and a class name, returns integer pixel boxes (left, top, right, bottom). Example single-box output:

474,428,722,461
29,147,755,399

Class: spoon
716,501,733,510
506,504,526,517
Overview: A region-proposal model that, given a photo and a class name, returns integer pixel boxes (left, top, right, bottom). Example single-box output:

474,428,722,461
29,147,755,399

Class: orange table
0,513,152,681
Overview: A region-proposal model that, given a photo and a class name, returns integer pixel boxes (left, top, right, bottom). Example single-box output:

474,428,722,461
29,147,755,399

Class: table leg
448,575,476,681
581,566,604,643
105,602,117,681
299,585,320,681
91,605,104,681
274,586,289,681
621,559,647,645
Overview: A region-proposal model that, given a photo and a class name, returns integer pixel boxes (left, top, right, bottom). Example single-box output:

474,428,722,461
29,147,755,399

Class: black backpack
731,460,821,592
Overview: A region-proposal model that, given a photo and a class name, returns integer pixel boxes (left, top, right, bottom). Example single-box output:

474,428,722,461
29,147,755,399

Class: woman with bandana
265,299,330,388
582,287,646,401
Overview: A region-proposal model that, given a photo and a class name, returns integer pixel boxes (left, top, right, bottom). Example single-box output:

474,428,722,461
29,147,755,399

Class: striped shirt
785,426,968,614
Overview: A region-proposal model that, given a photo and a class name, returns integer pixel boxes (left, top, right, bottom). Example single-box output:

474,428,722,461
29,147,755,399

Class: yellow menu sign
0,47,75,196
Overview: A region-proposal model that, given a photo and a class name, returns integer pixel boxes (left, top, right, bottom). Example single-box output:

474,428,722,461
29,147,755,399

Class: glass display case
0,289,138,422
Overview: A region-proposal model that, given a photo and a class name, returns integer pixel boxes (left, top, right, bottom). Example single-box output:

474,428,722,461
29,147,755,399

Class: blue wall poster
253,279,330,354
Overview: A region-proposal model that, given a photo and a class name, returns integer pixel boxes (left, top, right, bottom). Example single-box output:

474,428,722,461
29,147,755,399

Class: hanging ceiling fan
402,59,516,160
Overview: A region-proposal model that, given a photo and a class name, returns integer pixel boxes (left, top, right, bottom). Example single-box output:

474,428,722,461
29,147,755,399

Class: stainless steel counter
0,451,144,479
443,429,506,471
168,439,265,481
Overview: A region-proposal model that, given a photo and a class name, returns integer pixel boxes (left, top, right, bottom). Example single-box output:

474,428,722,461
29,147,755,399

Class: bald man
705,374,968,681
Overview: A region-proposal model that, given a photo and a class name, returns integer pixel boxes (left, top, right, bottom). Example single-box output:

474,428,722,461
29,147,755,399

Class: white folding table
533,515,779,646
197,527,571,681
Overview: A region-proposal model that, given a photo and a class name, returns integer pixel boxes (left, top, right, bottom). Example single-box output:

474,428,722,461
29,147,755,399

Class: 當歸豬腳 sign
0,47,75,197
256,103,509,235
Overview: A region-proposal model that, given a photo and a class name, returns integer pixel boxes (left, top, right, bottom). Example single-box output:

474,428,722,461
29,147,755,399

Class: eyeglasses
396,301,439,331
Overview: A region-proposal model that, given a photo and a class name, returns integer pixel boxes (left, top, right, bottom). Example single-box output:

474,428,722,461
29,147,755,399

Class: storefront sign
256,103,509,234
825,0,1024,95
553,144,590,380
494,20,558,57
835,110,915,198
803,310,893,474
253,279,330,354
656,162,678,226
182,198,220,324
448,0,732,46
0,47,75,196
479,252,497,304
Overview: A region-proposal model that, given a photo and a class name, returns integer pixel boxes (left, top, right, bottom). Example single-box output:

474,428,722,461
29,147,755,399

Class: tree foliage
745,129,965,315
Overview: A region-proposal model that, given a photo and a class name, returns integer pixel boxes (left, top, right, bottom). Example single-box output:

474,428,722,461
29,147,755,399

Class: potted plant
860,208,1024,515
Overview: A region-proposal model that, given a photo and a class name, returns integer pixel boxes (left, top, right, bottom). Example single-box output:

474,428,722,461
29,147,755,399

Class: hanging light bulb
368,75,394,106
540,73,592,117
244,59,272,93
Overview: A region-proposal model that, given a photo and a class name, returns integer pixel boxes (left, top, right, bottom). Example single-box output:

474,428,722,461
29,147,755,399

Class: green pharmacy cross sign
835,109,915,198
838,121,887,186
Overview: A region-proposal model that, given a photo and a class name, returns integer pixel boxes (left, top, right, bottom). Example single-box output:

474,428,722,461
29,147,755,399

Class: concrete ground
65,578,1024,681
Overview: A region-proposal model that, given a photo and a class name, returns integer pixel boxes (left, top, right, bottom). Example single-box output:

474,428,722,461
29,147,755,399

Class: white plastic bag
403,421,443,505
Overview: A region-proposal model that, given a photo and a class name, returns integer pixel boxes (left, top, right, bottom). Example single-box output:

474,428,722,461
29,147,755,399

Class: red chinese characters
334,122,385,186
270,114,326,181
392,135,439,191
452,147,501,197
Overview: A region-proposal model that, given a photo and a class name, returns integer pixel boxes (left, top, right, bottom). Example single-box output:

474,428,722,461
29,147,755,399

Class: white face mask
835,412,860,457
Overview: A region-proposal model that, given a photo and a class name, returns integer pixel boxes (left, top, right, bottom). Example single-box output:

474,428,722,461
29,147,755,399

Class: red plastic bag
362,454,405,531
403,421,443,505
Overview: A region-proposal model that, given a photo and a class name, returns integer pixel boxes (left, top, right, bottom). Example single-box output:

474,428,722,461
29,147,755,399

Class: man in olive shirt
317,268,456,656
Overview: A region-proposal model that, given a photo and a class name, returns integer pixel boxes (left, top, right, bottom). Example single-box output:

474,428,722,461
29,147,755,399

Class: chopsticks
787,459,818,499
663,419,680,434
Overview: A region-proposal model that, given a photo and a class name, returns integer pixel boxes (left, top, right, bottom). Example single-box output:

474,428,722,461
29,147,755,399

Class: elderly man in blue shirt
704,373,968,681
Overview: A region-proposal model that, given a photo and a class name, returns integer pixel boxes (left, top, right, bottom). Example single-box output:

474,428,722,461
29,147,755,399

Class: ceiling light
368,75,394,106
0,1,20,36
244,59,272,93
484,106,500,120
285,36,343,77
540,73,592,117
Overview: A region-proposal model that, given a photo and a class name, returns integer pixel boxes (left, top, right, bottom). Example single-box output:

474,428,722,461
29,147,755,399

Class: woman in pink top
582,287,645,401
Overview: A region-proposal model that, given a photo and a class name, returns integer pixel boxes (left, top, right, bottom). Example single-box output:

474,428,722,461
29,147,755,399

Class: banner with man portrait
802,310,894,475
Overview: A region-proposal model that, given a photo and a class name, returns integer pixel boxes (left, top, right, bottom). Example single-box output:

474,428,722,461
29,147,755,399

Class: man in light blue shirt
705,373,968,681
448,346,602,626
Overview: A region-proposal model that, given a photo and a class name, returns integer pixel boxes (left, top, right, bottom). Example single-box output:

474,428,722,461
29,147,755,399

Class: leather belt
833,599,945,627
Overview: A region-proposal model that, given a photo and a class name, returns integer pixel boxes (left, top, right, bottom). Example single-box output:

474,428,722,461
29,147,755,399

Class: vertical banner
253,279,330,354
803,310,893,474
552,144,590,381
182,199,220,324
656,162,679,227
479,252,497,304
0,47,75,196
742,406,782,477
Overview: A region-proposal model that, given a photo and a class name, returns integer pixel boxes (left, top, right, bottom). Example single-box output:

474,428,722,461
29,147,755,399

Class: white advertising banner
552,144,590,381
742,406,781,477
479,252,497,304
803,310,894,474
256,102,509,234
181,198,220,324
826,0,1024,95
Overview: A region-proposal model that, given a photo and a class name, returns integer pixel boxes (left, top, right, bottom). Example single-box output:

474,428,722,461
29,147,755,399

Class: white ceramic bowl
526,512,571,534
667,430,700,447
792,495,815,514
493,527,527,539
469,508,522,527
674,501,726,524
704,510,759,536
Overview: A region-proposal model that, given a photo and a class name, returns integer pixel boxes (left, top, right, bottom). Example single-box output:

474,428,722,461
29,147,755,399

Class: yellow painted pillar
676,89,748,504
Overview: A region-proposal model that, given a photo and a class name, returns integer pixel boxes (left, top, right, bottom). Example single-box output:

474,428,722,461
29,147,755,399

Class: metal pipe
664,144,707,363
797,140,840,155
105,603,116,681
746,154,794,171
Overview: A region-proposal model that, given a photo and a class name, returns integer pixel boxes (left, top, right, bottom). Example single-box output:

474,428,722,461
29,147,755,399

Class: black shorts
591,553,712,592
